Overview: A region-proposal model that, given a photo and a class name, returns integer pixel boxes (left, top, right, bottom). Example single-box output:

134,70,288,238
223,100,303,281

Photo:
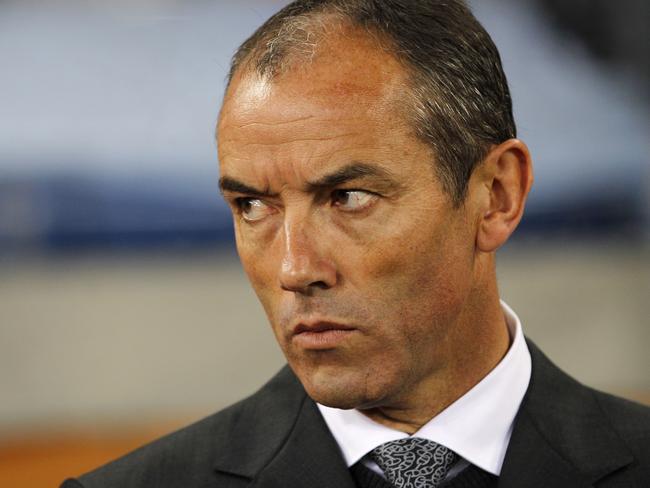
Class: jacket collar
499,341,634,487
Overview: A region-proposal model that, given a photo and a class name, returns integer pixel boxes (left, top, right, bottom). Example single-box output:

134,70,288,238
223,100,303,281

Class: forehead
216,27,431,191
218,27,410,138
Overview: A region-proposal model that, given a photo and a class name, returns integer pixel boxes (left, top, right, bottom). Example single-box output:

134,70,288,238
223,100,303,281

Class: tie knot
371,437,457,488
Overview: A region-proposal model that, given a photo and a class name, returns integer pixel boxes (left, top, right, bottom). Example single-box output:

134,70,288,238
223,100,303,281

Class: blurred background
0,0,648,485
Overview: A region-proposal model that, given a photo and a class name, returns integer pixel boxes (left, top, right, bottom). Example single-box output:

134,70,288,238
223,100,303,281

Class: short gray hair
227,0,516,205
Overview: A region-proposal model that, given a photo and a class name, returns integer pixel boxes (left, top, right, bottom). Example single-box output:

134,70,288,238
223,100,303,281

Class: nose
279,215,337,293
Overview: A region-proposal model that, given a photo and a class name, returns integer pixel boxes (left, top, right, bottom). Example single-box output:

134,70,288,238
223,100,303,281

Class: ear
474,139,534,252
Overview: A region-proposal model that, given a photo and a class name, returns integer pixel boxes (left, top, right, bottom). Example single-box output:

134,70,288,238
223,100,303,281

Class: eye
331,190,377,211
236,198,274,222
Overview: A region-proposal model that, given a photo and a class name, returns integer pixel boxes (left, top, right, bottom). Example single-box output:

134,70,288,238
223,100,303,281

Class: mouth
291,321,357,350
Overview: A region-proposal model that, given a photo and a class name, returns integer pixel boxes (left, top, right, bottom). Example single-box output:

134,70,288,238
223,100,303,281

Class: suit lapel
499,407,592,488
211,366,355,488
251,398,356,488
499,341,634,487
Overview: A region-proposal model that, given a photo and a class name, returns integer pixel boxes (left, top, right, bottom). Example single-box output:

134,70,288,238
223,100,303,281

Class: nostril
311,280,329,290
280,279,330,293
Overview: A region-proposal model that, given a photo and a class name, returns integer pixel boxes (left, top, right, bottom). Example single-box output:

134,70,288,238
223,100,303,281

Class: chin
293,361,394,410
305,384,374,410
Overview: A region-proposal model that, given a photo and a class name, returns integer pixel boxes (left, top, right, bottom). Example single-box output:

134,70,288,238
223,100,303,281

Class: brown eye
332,190,377,211
237,198,274,222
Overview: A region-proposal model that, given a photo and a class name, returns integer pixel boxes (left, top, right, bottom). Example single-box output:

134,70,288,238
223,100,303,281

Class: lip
291,320,356,350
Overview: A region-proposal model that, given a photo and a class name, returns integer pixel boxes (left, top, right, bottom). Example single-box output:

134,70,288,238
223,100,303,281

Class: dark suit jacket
62,342,650,487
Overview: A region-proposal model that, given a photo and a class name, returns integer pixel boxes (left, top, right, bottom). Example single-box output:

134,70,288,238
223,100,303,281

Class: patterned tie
371,437,458,488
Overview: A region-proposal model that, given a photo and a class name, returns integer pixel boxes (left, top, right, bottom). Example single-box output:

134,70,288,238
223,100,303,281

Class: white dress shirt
317,300,531,479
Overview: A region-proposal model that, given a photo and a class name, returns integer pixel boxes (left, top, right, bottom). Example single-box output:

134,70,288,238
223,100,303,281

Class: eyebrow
219,177,272,197
306,162,398,191
219,162,399,196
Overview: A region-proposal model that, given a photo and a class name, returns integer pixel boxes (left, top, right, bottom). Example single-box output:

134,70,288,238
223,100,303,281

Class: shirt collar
317,300,531,476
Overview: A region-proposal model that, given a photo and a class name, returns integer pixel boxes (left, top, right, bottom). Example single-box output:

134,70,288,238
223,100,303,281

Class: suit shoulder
66,366,300,488
70,401,246,488
592,389,650,439
590,389,650,483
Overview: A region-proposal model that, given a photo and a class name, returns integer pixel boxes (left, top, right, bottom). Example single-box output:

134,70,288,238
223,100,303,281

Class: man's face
218,32,480,410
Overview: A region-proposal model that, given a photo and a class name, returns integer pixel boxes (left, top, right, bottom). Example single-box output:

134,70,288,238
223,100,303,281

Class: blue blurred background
0,0,648,252
0,0,648,484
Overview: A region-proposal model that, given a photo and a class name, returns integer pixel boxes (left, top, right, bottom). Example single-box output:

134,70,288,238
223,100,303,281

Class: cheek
350,216,474,326
235,223,299,340
235,228,277,312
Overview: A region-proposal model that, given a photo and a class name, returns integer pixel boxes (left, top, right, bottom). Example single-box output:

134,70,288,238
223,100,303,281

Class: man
62,1,650,487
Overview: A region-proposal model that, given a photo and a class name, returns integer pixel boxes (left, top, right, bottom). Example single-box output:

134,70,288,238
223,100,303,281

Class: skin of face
217,27,529,432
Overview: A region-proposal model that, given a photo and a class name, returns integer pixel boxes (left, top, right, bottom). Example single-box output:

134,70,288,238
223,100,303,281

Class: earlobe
476,139,533,253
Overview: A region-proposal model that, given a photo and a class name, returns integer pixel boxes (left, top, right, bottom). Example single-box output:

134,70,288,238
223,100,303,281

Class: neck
359,258,510,434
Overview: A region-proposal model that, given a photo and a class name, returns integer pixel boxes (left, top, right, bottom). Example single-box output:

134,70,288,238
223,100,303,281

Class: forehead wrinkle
243,156,311,197
234,115,316,129
226,107,377,130
233,132,363,148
